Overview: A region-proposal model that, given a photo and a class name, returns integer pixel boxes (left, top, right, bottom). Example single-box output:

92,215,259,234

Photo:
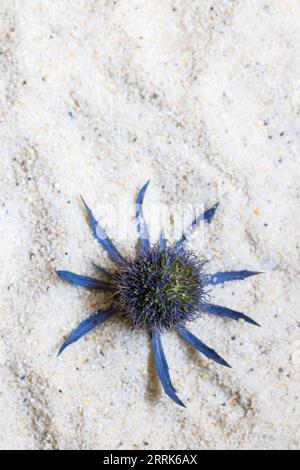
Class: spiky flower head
114,243,207,331
56,181,261,407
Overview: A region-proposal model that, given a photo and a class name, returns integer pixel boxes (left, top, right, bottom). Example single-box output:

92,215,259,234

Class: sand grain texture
0,0,299,450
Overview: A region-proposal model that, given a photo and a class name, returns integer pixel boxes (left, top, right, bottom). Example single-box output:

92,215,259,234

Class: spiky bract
57,182,261,407
114,243,207,331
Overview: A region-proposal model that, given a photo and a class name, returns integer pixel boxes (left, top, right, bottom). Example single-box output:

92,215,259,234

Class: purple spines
114,243,208,332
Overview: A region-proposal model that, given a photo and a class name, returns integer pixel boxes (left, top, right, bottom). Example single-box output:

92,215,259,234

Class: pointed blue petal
159,229,167,249
151,329,185,407
58,307,117,356
136,181,150,250
81,197,126,265
177,325,231,368
204,270,262,286
203,203,219,224
175,202,219,249
201,303,260,327
56,271,115,291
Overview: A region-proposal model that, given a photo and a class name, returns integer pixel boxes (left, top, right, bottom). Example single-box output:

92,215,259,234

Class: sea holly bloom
57,182,261,407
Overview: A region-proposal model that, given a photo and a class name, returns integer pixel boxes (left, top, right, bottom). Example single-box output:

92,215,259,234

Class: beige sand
0,0,299,450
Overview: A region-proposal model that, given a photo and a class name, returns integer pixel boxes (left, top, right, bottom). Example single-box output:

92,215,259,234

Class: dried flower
57,182,261,407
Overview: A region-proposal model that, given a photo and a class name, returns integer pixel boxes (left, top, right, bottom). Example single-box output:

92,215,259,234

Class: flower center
114,244,205,331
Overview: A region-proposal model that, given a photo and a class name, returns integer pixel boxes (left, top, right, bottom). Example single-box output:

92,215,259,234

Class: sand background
0,0,300,450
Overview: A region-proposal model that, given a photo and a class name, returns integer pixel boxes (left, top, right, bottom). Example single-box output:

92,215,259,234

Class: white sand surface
0,0,299,450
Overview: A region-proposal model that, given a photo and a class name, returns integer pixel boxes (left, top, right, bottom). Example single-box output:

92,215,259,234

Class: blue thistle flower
56,182,261,407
